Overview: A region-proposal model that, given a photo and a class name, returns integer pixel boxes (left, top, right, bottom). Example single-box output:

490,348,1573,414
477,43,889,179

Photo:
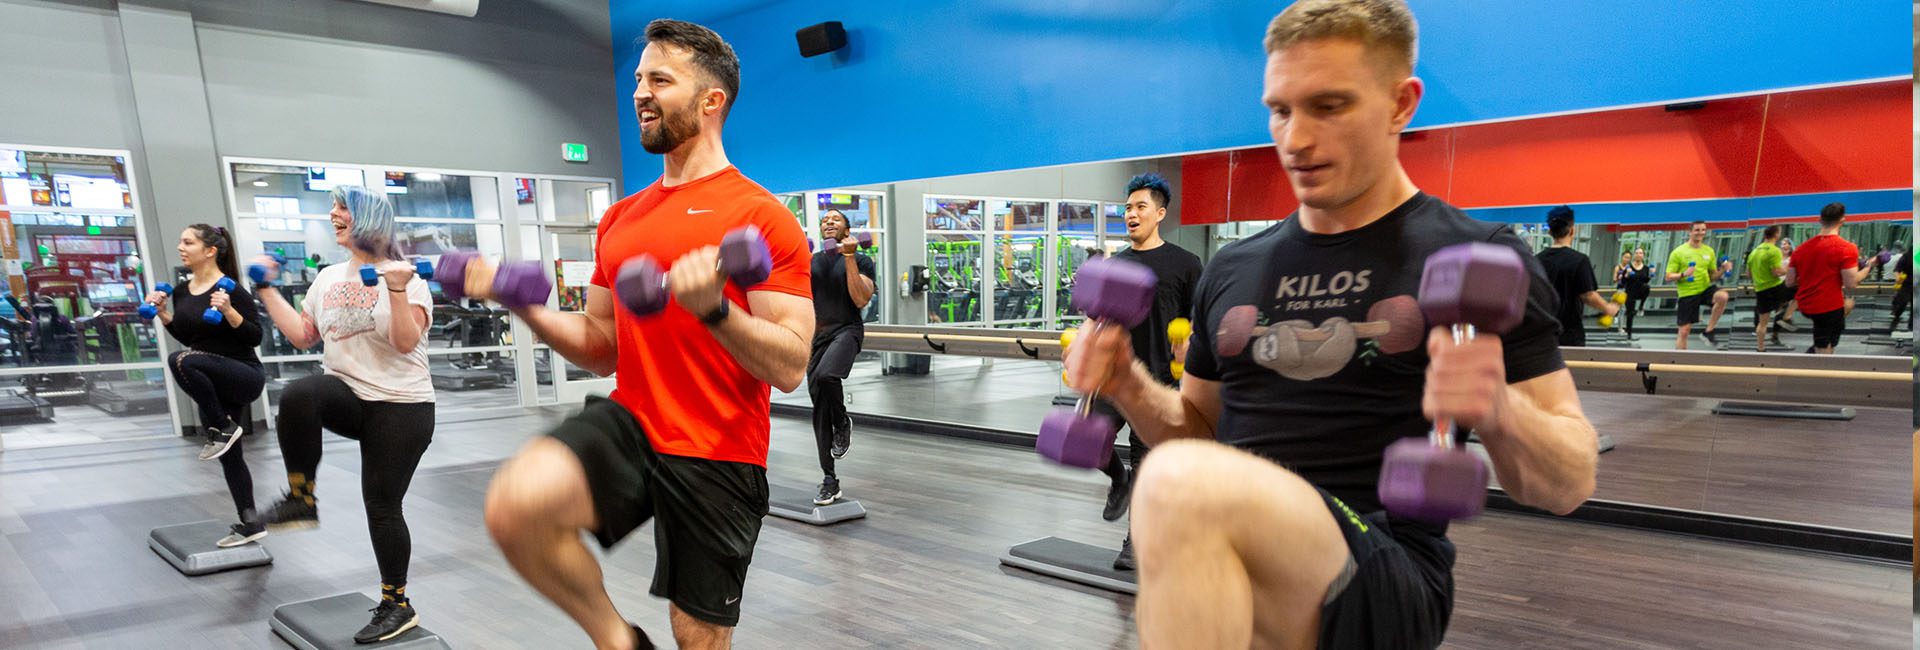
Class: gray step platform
147,520,271,576
1001,536,1136,594
766,484,867,525
1711,401,1857,421
271,593,448,650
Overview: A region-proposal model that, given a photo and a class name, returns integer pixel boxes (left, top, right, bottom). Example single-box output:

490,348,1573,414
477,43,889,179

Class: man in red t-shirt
477,20,813,650
1787,202,1875,354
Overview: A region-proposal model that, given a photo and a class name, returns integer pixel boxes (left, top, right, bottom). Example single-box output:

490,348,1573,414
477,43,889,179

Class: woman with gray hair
249,185,436,644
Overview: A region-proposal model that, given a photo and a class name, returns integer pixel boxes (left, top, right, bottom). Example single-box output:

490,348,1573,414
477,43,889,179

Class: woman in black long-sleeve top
142,224,269,548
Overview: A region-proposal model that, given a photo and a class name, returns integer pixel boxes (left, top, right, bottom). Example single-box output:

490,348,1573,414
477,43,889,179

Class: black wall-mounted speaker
797,21,847,58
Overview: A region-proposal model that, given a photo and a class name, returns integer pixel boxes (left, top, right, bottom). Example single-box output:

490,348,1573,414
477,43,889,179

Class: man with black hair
1787,202,1869,354
1092,171,1202,570
806,208,875,506
483,19,813,650
1534,206,1615,347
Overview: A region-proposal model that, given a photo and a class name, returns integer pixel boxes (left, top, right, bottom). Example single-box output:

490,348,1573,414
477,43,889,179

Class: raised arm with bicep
845,255,875,309
509,284,619,377
1066,321,1219,446
709,290,814,393
1475,369,1599,515
255,286,319,350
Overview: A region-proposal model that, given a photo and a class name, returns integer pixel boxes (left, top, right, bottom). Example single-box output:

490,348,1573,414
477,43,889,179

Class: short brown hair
644,19,740,120
1264,0,1417,83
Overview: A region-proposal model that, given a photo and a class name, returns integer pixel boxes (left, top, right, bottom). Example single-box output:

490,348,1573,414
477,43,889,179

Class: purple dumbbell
1036,256,1157,469
435,251,551,308
615,226,774,317
819,231,874,253
1377,242,1528,523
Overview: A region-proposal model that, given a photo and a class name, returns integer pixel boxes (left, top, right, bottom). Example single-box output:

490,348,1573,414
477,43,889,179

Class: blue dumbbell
200,277,235,324
138,278,231,323
249,252,287,284
138,283,172,319
360,259,435,287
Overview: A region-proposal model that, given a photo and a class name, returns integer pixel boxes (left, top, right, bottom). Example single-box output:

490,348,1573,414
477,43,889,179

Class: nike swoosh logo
688,208,713,215
725,596,740,605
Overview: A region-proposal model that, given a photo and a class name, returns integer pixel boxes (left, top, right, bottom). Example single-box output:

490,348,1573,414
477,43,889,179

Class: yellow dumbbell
1610,290,1627,305
1059,327,1078,386
1598,313,1614,329
1166,318,1192,381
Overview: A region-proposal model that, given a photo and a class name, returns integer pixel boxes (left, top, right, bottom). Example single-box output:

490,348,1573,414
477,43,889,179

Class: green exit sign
562,143,589,163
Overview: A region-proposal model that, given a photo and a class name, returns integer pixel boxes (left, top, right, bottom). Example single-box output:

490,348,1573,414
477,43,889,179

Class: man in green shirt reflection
1665,220,1733,350
1745,226,1790,352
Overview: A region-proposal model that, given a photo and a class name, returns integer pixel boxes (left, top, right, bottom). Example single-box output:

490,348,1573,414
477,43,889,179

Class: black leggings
806,330,861,479
168,350,267,520
277,374,435,585
1890,288,1910,332
1622,295,1646,336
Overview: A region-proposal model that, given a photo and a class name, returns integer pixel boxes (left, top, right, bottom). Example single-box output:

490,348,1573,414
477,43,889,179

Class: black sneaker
257,492,319,531
1701,329,1718,346
1101,473,1131,522
1113,535,1136,571
198,421,243,461
813,479,842,506
628,624,656,650
830,415,851,459
216,520,267,548
353,599,419,644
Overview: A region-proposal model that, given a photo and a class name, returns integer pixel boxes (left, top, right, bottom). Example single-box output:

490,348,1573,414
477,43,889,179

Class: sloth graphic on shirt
1181,193,1564,515
317,280,380,341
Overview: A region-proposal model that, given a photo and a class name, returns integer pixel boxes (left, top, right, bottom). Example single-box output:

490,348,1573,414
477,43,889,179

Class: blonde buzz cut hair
1264,0,1418,84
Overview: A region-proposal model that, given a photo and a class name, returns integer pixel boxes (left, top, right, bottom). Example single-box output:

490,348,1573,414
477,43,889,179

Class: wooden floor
780,357,1911,535
0,406,1905,649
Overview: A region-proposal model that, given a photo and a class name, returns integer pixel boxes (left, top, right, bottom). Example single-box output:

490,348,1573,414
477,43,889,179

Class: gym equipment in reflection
926,240,981,324
429,297,515,391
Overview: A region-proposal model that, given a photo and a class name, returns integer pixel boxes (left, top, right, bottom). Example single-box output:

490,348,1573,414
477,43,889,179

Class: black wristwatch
698,299,730,326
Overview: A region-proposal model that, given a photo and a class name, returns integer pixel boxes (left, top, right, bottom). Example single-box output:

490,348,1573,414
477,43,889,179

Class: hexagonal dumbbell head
1068,256,1156,328
436,252,478,300
492,260,552,308
718,226,772,287
1417,242,1528,334
1377,437,1489,523
615,256,669,317
1035,407,1118,469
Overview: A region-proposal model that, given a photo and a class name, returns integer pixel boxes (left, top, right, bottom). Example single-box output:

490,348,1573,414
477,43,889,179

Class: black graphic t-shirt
1112,243,1204,385
1183,192,1564,526
1535,246,1597,347
810,250,876,342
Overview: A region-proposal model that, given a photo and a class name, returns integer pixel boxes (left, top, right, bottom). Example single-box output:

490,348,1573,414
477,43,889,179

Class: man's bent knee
485,437,592,544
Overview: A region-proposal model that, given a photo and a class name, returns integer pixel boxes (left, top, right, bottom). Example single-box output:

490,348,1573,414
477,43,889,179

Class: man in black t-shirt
1063,2,1599,647
1091,172,1203,571
807,209,876,506
1534,206,1616,347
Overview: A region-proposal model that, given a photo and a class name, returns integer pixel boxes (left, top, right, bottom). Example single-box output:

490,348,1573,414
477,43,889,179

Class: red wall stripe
1180,81,1907,224
1751,82,1912,195
1178,151,1231,225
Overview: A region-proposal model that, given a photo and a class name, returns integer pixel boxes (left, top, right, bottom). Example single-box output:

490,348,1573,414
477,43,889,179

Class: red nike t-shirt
1788,233,1858,316
588,167,810,467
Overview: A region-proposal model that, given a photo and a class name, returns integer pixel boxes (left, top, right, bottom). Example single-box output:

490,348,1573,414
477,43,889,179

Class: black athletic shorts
1806,308,1845,349
548,396,770,627
1753,285,1792,318
1316,489,1456,650
1675,284,1723,326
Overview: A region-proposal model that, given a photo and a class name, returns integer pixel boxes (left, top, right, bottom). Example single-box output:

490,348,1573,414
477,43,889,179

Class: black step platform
271,593,449,650
1711,401,1857,421
147,520,271,576
1000,536,1136,594
766,484,867,525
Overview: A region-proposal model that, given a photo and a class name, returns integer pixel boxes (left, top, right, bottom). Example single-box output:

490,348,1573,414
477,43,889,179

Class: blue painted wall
612,1,1910,194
